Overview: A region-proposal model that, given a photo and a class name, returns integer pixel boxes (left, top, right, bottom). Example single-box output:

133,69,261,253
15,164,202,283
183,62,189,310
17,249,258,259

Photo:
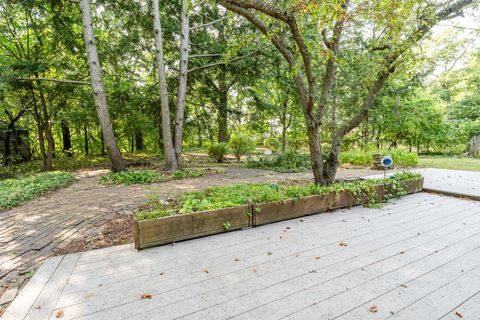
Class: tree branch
13,77,90,85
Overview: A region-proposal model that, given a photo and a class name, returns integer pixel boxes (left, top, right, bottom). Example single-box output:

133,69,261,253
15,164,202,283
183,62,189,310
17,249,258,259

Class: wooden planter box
330,184,385,210
134,178,423,249
134,204,251,249
400,177,424,194
252,193,334,226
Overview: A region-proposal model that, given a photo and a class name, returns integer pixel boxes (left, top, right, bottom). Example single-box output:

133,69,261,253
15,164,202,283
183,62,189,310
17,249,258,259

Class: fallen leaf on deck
55,309,64,318
234,257,240,261
252,268,257,273
455,311,463,318
203,269,209,273
400,284,408,288
315,256,321,260
369,305,378,313
339,240,348,247
85,293,94,299
141,293,153,299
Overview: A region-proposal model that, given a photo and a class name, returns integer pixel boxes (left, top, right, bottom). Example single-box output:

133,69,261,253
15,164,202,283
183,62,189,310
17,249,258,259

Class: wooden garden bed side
329,184,385,210
135,204,251,249
252,193,335,226
400,177,424,194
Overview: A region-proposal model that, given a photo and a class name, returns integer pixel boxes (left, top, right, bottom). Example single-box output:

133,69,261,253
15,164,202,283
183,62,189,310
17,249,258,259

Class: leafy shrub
246,151,311,172
264,136,281,153
0,171,75,210
100,170,165,185
208,143,229,162
229,133,256,162
100,168,210,186
136,171,422,220
339,150,419,166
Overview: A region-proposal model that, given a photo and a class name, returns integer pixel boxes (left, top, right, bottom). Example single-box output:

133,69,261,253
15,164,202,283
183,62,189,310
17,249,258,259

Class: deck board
2,193,480,320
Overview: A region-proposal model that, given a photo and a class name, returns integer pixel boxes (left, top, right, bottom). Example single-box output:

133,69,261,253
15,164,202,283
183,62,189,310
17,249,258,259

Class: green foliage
246,151,312,172
136,172,421,220
228,133,256,162
100,168,209,186
0,172,75,210
340,150,419,166
264,136,281,153
207,143,229,163
100,170,165,185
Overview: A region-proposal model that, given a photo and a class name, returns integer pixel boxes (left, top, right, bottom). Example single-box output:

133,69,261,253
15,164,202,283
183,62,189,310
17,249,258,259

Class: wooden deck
2,192,480,320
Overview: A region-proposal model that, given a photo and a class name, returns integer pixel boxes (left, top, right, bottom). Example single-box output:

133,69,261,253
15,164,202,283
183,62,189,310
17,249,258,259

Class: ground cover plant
0,171,75,210
99,168,221,186
136,171,421,220
246,151,312,172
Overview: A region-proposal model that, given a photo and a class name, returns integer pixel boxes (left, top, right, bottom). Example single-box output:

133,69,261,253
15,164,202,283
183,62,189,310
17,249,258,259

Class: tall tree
79,0,126,172
218,0,475,184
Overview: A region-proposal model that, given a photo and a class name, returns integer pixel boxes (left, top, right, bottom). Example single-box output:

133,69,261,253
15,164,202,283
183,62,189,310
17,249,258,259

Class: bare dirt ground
0,165,387,315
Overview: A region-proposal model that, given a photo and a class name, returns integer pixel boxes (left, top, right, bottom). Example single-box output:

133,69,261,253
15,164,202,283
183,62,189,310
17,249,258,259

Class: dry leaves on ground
141,293,153,299
339,240,348,247
369,305,378,313
55,309,64,318
455,311,463,318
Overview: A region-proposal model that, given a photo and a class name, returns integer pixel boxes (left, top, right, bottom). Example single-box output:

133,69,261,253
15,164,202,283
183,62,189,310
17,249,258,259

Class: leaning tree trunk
152,0,178,171
305,121,325,185
80,0,126,172
173,0,190,165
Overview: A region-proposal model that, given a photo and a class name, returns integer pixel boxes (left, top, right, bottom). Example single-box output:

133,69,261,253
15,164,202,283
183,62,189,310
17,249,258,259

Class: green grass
0,171,75,210
419,156,480,171
99,168,217,186
136,171,421,220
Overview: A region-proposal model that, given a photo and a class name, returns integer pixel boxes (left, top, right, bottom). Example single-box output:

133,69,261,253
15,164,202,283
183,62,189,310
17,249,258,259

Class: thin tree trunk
3,109,25,166
173,0,190,165
80,0,126,172
305,121,324,185
217,89,228,143
84,125,89,155
151,0,178,170
100,129,105,155
29,86,47,170
61,120,72,157
135,131,144,151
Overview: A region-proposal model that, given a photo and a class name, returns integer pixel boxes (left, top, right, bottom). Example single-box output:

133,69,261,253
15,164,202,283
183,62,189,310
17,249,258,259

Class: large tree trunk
173,0,190,165
80,0,126,172
305,121,325,185
470,134,480,157
151,0,178,171
61,120,72,157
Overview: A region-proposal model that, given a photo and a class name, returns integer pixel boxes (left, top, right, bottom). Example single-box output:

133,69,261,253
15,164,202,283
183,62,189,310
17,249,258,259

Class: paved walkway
0,167,379,311
3,193,480,320
416,168,480,200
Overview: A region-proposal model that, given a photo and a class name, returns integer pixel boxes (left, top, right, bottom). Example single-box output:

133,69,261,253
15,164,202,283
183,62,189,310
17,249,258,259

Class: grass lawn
419,156,480,171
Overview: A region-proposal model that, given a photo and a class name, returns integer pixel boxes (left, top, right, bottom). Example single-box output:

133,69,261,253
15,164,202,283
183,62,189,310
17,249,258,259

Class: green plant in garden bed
100,168,218,186
0,171,75,210
136,171,421,220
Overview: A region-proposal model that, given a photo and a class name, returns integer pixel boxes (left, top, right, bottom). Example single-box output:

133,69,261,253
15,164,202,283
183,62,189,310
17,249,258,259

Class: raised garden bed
134,175,423,249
